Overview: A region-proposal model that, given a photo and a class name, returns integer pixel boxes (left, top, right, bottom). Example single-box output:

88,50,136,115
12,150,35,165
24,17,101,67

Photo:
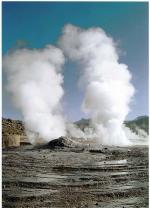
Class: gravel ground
2,144,148,208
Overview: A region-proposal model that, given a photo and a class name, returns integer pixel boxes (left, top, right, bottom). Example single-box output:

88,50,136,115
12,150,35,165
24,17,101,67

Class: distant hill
75,116,149,134
75,118,91,130
125,116,149,134
2,115,149,137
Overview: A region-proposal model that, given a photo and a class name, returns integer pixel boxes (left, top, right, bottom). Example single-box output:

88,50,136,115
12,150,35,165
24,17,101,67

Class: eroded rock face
2,134,20,148
2,118,25,136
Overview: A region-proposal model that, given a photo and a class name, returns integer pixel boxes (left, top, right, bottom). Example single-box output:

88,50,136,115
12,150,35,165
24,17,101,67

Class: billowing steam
3,24,148,146
3,46,66,144
59,24,136,146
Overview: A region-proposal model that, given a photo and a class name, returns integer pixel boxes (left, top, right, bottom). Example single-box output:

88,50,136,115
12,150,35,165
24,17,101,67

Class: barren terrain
3,143,148,208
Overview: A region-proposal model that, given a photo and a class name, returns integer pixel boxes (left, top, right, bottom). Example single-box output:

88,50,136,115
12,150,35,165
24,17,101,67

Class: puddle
4,188,57,198
16,173,67,184
95,159,127,166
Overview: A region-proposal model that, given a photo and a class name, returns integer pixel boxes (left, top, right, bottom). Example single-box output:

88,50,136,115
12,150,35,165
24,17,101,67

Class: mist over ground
3,24,149,146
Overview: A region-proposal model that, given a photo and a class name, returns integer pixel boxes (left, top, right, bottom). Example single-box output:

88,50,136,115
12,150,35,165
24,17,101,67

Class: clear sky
2,2,148,122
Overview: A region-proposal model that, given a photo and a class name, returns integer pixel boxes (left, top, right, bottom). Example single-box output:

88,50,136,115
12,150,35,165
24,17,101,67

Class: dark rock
47,137,66,149
89,149,103,153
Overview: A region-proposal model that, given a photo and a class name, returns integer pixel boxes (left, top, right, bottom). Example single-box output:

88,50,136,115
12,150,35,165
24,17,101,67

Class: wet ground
2,144,149,208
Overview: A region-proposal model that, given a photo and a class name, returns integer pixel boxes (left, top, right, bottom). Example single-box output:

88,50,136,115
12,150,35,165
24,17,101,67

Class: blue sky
2,2,148,121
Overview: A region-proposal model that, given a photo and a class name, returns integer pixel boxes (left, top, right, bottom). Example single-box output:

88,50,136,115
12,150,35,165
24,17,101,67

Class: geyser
3,46,66,144
3,24,148,146
59,24,135,146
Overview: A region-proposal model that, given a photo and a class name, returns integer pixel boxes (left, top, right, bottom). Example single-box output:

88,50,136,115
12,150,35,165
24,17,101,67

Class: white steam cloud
59,24,137,146
3,46,66,144
3,24,148,146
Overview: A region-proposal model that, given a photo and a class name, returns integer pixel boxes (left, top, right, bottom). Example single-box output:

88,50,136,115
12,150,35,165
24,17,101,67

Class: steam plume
3,25,148,146
3,46,66,144
59,24,135,146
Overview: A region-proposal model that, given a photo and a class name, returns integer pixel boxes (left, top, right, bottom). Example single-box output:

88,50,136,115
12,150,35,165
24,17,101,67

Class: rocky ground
2,141,148,208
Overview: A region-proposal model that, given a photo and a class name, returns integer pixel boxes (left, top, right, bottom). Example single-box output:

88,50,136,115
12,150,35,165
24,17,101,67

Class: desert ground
2,140,148,208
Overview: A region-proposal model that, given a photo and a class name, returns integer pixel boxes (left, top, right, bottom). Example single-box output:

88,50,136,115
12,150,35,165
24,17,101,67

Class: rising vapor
3,25,148,146
59,24,136,146
3,46,66,144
